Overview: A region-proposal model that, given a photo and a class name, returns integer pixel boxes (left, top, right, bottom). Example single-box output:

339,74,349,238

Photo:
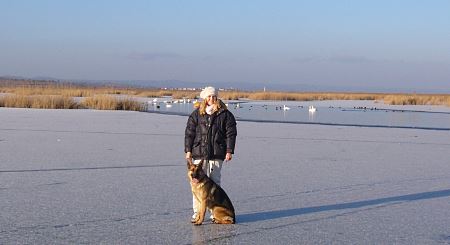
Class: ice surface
1,108,449,244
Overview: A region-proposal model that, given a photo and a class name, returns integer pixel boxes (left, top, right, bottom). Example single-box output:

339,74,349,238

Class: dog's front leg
194,200,207,225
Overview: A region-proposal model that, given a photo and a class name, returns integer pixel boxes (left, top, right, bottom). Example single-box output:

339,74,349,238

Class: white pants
192,159,223,214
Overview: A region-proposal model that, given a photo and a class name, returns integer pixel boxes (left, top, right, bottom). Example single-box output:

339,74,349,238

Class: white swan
309,105,316,113
283,105,290,111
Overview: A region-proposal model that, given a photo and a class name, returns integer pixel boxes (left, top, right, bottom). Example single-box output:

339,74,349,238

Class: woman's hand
185,152,192,160
225,153,232,161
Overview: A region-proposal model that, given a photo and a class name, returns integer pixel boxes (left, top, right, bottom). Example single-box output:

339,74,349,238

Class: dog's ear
198,159,204,167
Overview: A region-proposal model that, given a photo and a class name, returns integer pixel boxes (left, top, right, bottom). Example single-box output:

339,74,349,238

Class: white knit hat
200,86,217,99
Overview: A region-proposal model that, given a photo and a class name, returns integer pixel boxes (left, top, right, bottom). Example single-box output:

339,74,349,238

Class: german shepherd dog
187,159,235,225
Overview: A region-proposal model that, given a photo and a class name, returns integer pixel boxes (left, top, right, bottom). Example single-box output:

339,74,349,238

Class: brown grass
223,91,450,106
135,90,193,98
383,94,450,106
10,85,141,97
0,80,150,97
0,94,144,111
0,95,79,109
81,95,144,111
245,92,380,101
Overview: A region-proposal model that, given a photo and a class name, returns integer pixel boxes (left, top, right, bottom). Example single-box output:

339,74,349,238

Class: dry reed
382,94,450,106
81,95,144,111
0,95,79,109
0,94,144,111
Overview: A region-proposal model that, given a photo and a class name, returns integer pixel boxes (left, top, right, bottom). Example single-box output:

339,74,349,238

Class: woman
184,86,237,222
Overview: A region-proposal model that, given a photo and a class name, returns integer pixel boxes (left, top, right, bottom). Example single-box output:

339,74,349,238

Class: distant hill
1,75,446,93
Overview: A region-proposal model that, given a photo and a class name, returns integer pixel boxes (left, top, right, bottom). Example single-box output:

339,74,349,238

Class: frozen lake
1,107,450,244
147,100,450,130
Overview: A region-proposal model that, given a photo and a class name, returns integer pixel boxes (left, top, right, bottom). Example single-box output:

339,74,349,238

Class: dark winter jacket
185,104,237,160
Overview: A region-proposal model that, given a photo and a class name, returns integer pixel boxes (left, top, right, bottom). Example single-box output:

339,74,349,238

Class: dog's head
187,159,206,184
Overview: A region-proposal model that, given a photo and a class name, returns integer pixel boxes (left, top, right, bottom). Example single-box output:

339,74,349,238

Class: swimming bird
309,105,316,113
283,105,290,111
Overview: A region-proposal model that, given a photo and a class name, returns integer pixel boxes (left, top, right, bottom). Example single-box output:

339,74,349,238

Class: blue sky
1,0,449,91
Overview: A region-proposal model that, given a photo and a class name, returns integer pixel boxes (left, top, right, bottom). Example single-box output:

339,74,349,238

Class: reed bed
0,81,149,97
225,91,450,106
135,90,192,98
383,94,450,106
81,95,144,111
0,95,145,111
0,95,79,109
10,85,140,97
244,92,382,101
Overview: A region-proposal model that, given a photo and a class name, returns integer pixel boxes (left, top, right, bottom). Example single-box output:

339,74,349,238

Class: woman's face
206,95,217,106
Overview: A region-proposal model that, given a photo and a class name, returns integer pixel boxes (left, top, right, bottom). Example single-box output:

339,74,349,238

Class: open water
145,99,450,131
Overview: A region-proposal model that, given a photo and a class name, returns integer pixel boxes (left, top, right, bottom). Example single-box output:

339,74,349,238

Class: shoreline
2,106,450,131
144,110,450,131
